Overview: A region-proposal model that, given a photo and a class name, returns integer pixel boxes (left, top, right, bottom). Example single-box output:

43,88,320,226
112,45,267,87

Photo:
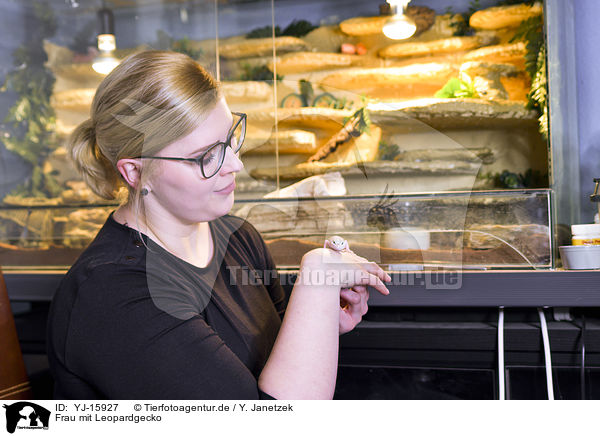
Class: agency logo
2,402,50,434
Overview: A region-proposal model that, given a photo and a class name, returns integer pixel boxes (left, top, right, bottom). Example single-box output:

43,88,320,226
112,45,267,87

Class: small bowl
559,245,600,269
383,227,430,250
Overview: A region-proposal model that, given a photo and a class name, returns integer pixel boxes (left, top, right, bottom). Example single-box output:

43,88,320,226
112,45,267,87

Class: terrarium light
383,0,416,40
92,50,119,75
92,6,119,75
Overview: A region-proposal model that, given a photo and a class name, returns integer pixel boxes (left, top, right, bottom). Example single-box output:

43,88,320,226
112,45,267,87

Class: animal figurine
324,235,350,252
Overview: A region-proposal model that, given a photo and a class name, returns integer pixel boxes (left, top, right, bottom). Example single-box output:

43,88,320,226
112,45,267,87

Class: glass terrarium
0,200,114,268
0,189,551,270
0,0,560,271
233,189,552,270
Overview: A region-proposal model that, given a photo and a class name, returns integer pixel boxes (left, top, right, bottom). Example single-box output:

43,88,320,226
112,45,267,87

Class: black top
46,213,286,400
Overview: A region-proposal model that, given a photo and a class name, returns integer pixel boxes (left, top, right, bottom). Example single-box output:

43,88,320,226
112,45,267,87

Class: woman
46,50,390,400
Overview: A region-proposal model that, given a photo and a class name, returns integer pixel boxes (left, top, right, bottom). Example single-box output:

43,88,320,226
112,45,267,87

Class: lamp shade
92,52,119,75
383,13,417,40
97,7,114,35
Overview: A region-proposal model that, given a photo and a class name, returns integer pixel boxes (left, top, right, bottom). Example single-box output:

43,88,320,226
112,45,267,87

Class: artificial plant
511,14,547,140
246,20,316,39
0,1,61,199
434,73,478,99
171,37,204,60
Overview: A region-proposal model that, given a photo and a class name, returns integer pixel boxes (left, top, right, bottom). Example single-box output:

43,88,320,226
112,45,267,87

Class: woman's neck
114,204,214,268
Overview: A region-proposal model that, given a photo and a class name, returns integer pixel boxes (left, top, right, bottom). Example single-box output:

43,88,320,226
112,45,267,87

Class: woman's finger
340,288,361,305
336,258,390,295
354,286,369,316
345,288,368,318
349,255,391,284
354,266,390,295
352,285,369,300
348,285,370,306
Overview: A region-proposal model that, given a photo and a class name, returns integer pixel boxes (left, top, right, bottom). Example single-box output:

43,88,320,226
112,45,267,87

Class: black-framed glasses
136,112,246,179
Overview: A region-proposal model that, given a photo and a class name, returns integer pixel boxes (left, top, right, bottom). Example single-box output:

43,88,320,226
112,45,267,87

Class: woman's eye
202,149,218,165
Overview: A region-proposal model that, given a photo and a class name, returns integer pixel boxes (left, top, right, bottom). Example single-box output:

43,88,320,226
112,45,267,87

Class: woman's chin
214,192,235,217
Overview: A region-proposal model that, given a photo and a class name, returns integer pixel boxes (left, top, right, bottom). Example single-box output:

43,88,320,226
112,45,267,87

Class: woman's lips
216,180,235,194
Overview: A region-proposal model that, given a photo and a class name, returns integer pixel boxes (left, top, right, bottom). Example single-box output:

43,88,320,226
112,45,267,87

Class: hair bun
67,118,119,200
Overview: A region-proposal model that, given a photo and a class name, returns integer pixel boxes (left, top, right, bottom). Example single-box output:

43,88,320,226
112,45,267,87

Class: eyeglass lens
200,114,246,178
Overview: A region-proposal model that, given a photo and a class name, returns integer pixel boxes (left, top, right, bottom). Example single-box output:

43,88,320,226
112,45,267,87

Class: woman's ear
116,158,143,190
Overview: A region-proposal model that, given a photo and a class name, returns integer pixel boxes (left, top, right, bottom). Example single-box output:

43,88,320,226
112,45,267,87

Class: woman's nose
220,145,244,174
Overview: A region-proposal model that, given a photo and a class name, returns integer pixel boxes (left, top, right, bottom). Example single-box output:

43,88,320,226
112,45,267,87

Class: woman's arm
258,247,390,399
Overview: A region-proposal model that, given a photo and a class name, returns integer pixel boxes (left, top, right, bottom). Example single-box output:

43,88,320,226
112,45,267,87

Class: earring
140,187,150,196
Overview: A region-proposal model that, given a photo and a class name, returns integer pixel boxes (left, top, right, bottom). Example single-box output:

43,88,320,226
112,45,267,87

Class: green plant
246,25,280,39
344,105,371,135
239,63,283,82
246,20,316,39
529,43,547,139
171,37,203,59
299,79,314,105
434,73,478,98
511,15,544,79
0,1,60,199
496,0,537,5
377,141,401,161
511,14,547,139
326,96,354,110
281,20,316,37
469,0,482,14
451,0,481,36
280,80,354,110
492,169,547,189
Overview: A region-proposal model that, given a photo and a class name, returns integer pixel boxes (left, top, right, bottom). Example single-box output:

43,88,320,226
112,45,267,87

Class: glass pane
0,1,558,271
232,189,552,269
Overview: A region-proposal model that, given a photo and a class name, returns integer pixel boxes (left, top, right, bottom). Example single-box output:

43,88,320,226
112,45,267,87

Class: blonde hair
68,50,221,202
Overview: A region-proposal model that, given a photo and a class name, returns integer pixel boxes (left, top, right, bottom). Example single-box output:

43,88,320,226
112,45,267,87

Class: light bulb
93,8,118,75
97,34,116,51
383,13,417,40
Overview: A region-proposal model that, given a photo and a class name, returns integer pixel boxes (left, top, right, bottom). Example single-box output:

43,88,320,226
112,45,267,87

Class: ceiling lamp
382,0,416,40
92,6,119,75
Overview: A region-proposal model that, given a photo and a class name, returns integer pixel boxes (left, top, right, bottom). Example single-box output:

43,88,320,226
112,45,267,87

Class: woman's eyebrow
188,140,220,156
187,116,236,156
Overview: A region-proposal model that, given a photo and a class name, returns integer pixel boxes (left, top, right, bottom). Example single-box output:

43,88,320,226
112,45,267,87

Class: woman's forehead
161,99,233,155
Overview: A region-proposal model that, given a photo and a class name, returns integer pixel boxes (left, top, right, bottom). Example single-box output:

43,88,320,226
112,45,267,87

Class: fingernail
386,273,392,281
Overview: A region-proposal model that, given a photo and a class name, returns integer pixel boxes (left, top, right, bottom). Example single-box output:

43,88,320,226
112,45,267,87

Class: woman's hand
299,247,391,334
339,285,369,335
300,247,391,293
